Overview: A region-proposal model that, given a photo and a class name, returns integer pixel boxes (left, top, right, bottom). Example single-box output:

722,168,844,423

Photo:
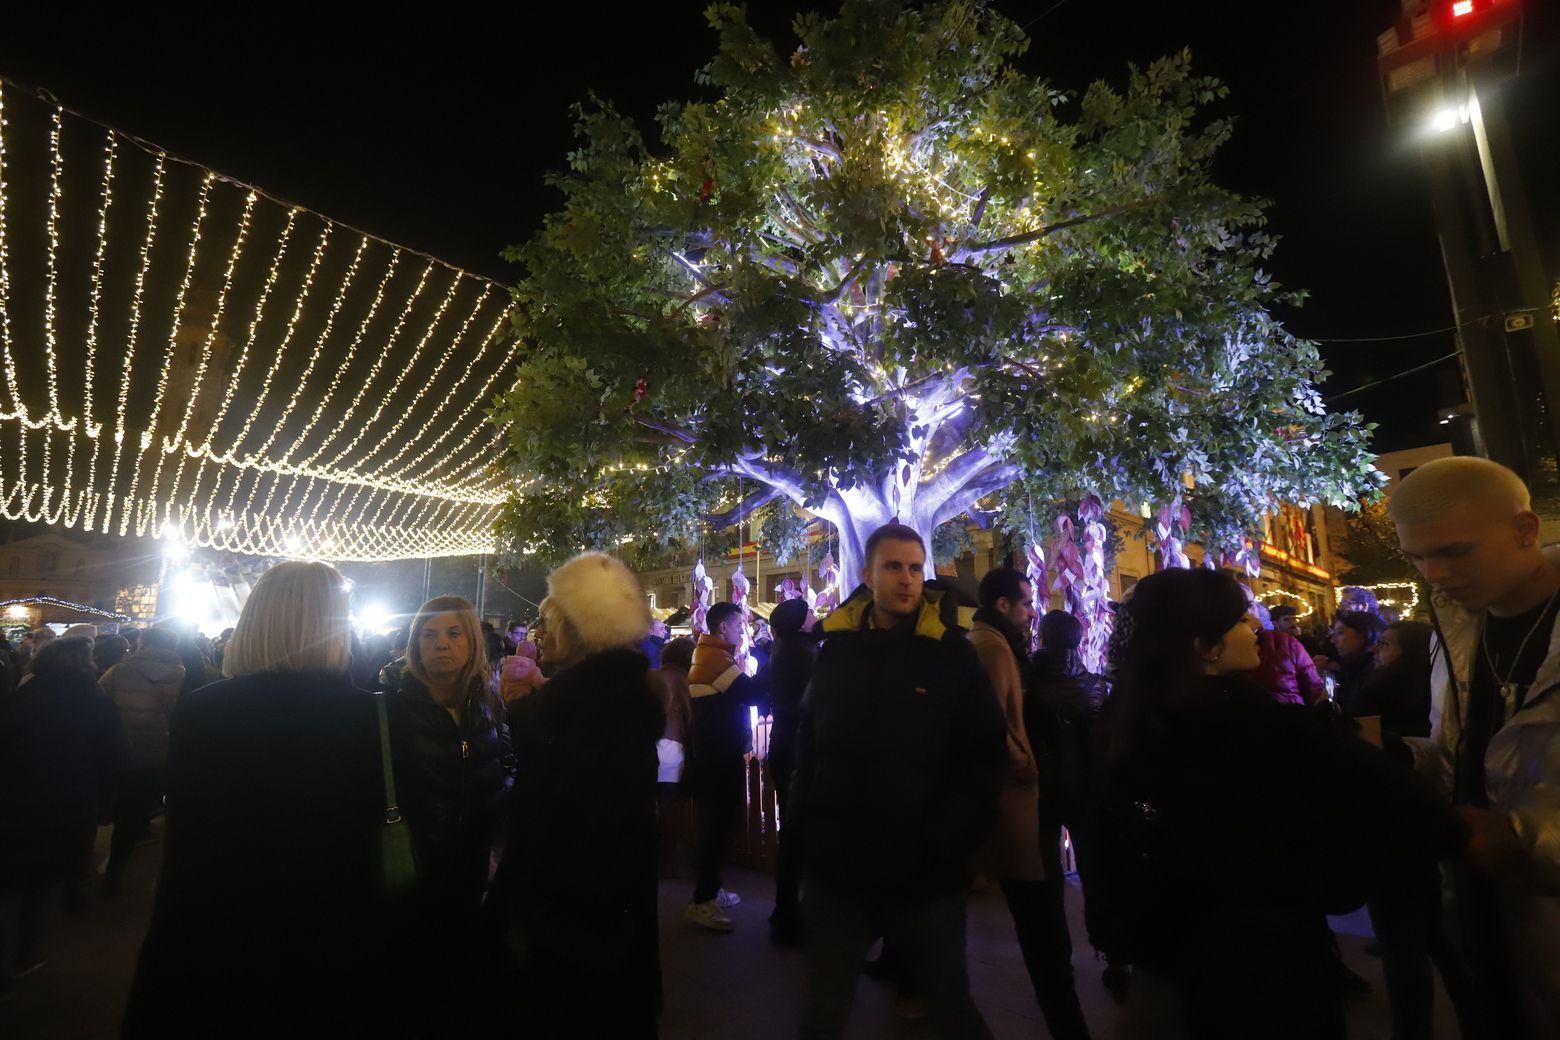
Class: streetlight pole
1377,0,1560,486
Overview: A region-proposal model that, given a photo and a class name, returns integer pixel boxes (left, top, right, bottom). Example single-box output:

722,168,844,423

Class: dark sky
2,0,1556,454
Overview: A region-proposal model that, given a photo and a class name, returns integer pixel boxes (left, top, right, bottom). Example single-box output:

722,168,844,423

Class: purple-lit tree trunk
722,373,1019,586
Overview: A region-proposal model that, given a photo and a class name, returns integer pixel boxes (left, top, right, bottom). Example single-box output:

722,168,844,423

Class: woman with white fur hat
488,551,666,1036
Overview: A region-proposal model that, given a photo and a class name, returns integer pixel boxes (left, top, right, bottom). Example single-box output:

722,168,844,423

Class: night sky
2,0,1557,457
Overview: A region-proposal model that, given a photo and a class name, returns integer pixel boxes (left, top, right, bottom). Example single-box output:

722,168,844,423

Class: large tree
491,0,1381,581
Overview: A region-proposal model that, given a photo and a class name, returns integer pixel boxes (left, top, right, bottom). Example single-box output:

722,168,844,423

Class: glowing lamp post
1376,0,1560,484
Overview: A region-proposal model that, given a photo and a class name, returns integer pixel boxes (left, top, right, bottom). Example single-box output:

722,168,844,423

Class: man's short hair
707,601,743,632
1268,605,1299,622
1389,455,1531,526
1039,609,1083,651
978,567,1029,610
661,636,695,671
863,523,925,568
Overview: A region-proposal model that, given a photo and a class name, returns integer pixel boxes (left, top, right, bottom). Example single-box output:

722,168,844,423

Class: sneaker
714,888,742,909
684,900,734,933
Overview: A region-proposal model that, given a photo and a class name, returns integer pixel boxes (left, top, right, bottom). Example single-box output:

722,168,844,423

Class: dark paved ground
3,824,1456,1039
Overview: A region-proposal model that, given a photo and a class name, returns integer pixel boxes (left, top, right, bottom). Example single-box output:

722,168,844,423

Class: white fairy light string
1334,581,1421,616
0,80,513,561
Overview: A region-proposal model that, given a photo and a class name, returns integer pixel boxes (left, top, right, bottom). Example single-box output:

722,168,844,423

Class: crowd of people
0,454,1556,1038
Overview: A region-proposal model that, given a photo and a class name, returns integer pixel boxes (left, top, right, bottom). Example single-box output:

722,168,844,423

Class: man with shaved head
1391,455,1560,1036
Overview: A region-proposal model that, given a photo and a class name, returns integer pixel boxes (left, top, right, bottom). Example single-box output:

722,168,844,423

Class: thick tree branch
970,187,990,230
930,460,1020,528
776,189,827,242
817,259,868,307
675,283,731,312
792,137,843,164
671,250,716,287
633,417,699,444
718,453,812,506
703,484,783,527
922,445,1012,517
952,198,1165,261
860,367,967,411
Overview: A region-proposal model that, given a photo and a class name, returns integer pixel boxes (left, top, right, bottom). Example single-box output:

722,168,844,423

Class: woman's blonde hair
222,561,353,678
405,595,488,695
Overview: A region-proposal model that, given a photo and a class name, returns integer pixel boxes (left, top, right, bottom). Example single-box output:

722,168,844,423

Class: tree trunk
812,481,939,592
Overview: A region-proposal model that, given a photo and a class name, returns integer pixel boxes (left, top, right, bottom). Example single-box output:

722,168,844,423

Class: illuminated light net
0,82,519,561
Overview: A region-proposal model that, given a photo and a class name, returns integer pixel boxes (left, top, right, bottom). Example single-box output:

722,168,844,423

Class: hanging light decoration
0,80,515,561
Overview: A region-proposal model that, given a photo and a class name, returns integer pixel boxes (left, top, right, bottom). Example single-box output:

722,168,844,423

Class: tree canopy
491,0,1382,580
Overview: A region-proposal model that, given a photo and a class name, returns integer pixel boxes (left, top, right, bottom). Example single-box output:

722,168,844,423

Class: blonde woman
379,595,513,1032
123,561,389,1036
488,552,665,1037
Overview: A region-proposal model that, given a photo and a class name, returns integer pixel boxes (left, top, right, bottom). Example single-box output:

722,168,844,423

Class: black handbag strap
375,693,402,825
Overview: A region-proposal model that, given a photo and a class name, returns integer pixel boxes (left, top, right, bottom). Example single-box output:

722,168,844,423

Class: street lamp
1377,0,1560,486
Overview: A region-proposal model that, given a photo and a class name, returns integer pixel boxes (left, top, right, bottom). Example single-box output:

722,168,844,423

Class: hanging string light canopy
0,79,517,561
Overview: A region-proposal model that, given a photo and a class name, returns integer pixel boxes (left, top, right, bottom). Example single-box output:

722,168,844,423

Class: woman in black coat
489,552,665,1038
763,597,818,945
0,637,122,996
379,594,512,1032
123,563,390,1037
1102,569,1469,1040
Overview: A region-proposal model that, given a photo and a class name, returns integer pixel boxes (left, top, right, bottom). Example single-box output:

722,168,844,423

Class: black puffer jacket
765,634,817,781
0,666,123,885
491,648,664,1034
790,583,1007,904
381,666,514,912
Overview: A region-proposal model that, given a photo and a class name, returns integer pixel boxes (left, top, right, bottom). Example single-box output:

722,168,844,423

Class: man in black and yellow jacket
683,600,765,932
791,523,1007,1039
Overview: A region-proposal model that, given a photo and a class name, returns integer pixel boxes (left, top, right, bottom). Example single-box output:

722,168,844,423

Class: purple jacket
1250,630,1325,706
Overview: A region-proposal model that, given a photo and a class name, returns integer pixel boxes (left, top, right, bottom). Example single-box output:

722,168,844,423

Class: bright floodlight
163,536,188,561
358,603,388,632
1431,108,1459,133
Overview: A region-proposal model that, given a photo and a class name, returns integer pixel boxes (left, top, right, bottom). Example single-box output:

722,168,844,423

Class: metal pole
476,554,487,619
1422,139,1523,471
422,556,432,605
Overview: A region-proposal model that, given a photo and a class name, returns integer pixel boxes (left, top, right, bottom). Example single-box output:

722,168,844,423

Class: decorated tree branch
491,0,1382,582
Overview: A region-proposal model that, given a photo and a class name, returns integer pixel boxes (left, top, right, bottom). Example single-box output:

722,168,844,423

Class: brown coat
646,666,692,746
968,621,1044,881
